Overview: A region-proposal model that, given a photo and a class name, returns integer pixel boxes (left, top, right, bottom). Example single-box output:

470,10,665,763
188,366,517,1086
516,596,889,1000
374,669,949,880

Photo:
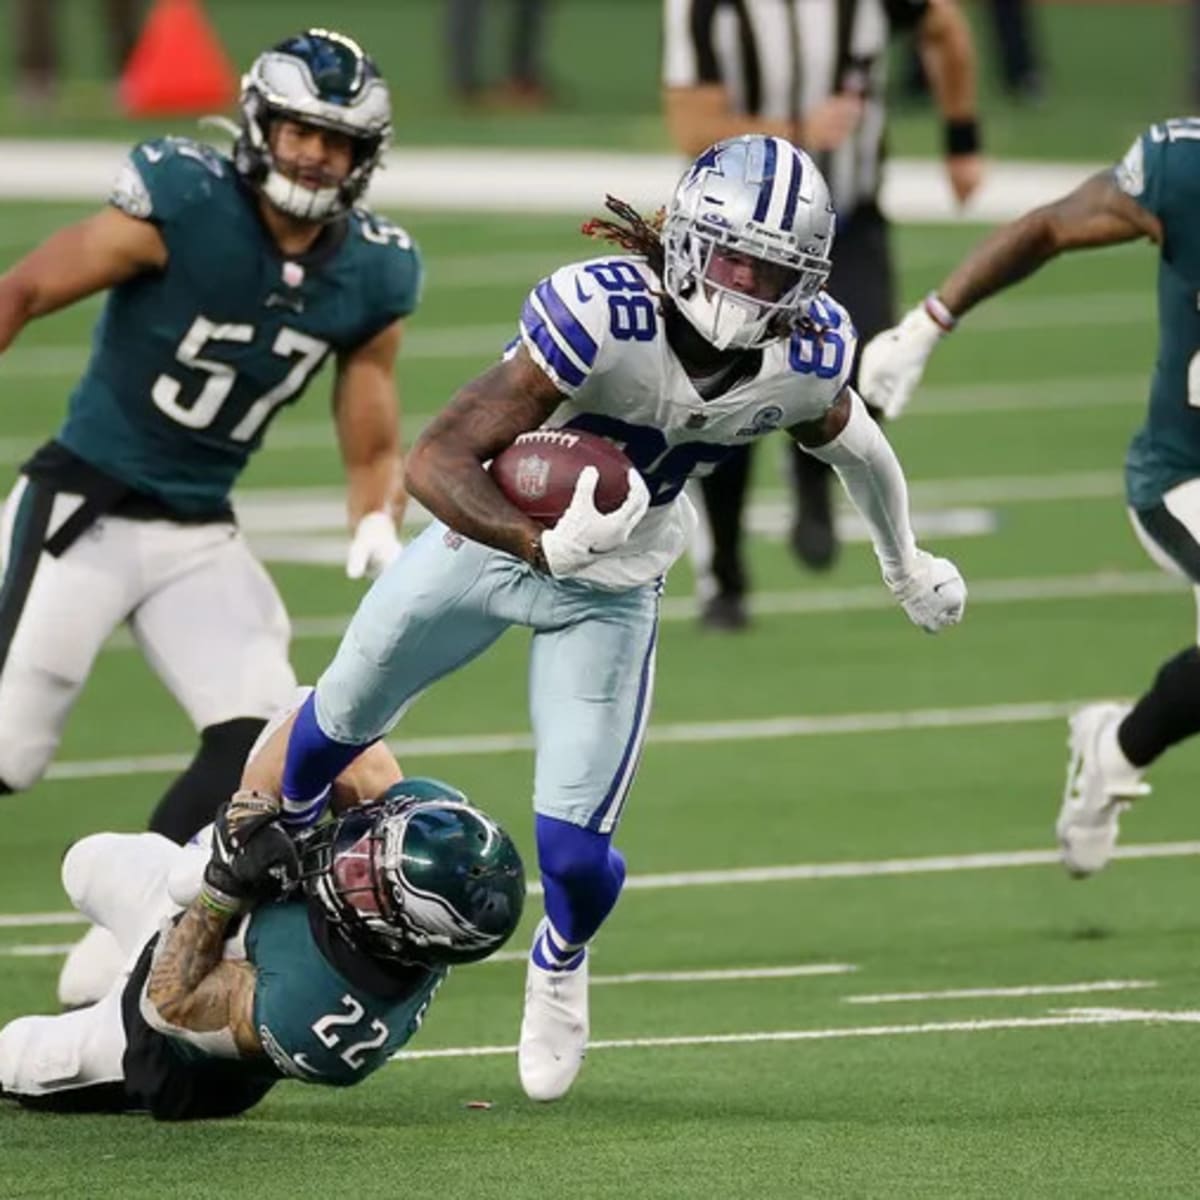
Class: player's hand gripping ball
490,430,634,527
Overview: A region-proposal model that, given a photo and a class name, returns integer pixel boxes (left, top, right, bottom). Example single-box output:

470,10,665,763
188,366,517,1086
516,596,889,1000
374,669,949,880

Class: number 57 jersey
515,255,856,589
57,137,421,518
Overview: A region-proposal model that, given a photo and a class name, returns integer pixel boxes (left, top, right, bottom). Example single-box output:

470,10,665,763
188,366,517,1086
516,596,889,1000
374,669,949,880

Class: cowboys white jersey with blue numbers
515,254,856,589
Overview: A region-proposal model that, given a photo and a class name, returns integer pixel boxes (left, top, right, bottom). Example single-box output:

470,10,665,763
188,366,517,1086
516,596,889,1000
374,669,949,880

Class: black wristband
944,118,980,157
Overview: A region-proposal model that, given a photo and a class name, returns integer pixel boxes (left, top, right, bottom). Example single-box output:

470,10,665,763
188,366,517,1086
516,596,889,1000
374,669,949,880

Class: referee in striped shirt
664,0,982,630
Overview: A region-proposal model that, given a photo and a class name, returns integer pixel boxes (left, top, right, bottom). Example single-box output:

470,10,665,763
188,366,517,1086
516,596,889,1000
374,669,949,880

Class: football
490,429,633,528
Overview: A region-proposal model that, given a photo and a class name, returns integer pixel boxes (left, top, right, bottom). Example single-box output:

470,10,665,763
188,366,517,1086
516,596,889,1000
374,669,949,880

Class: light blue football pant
314,522,661,834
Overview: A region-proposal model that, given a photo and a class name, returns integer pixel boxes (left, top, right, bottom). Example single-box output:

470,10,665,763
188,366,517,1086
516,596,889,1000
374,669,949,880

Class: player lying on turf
859,118,1200,878
0,724,524,1119
274,134,968,1106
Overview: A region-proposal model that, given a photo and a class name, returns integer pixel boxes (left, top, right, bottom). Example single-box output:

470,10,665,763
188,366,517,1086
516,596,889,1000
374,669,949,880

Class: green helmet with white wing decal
235,28,391,221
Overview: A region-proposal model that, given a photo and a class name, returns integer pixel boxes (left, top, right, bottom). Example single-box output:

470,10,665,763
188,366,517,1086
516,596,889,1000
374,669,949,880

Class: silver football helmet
663,135,836,350
235,28,391,222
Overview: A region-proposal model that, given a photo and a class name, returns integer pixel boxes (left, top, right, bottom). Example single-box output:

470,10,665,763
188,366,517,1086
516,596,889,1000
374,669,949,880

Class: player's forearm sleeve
803,391,918,577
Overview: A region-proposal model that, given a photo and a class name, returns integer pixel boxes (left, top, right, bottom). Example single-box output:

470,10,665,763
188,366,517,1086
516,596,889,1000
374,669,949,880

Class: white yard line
845,980,1157,1004
41,698,1087,780
0,295,1149,382
618,841,1200,892
0,376,1145,468
391,1007,1200,1061
0,943,78,956
84,566,1179,651
0,912,82,929
6,840,1200,932
592,964,856,986
0,144,1098,220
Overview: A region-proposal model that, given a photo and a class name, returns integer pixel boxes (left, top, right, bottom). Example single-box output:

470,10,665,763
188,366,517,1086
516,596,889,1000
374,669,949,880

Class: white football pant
0,477,297,790
1,832,182,1098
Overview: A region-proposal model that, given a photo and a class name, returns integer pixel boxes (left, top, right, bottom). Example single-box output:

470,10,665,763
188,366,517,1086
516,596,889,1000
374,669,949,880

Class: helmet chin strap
262,169,341,221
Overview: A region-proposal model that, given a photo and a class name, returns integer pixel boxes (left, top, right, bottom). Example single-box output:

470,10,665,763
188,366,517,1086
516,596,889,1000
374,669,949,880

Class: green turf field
0,0,1189,160
3,196,1200,1196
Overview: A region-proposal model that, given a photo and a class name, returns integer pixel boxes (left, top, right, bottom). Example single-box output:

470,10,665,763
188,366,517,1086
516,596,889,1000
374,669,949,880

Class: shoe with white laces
518,931,588,1101
1057,702,1150,877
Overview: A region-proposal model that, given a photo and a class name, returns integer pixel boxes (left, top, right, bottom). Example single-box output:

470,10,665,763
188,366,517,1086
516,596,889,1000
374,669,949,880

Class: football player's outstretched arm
860,170,1162,418
148,792,299,1053
939,170,1160,316
405,346,565,569
335,318,406,578
145,899,261,1056
0,208,166,354
916,0,983,204
792,388,966,633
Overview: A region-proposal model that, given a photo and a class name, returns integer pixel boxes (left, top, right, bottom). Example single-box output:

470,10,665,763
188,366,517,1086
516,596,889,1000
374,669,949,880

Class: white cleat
56,925,126,1010
518,935,588,1102
1057,702,1150,878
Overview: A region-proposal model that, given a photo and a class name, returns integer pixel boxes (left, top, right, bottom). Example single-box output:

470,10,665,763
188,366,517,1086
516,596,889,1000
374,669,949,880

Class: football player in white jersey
275,134,967,1103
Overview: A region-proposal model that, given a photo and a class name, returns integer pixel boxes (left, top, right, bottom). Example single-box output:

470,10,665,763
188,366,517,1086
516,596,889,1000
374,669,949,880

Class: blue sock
532,814,626,972
281,693,373,828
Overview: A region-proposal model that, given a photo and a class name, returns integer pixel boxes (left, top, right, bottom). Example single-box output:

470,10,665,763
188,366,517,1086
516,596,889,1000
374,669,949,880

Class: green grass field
3,193,1200,1196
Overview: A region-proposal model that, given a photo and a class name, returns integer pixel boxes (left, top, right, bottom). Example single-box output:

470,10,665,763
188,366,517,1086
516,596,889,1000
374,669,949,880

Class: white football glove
346,510,402,580
858,305,948,420
540,466,650,578
885,549,967,633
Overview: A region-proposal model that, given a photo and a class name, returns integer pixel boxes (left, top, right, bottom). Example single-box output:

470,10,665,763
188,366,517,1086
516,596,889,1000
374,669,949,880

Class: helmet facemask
302,786,525,968
663,137,836,350
235,29,392,223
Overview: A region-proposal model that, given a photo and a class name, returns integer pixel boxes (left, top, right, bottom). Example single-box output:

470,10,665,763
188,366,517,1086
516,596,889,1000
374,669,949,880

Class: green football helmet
236,28,391,221
300,778,526,967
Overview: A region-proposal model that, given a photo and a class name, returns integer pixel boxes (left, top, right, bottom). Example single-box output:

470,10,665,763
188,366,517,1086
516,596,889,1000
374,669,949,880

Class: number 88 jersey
515,254,856,590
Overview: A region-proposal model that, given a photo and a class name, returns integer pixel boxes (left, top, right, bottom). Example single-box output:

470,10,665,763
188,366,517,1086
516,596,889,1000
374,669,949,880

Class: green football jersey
58,136,421,516
1118,119,1200,509
246,900,446,1087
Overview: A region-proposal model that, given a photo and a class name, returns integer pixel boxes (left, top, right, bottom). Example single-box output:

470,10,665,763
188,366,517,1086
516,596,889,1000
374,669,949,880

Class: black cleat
699,592,749,632
790,509,838,571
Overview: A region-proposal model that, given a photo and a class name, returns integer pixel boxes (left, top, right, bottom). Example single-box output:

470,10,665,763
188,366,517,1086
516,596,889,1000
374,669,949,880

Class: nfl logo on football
516,454,551,499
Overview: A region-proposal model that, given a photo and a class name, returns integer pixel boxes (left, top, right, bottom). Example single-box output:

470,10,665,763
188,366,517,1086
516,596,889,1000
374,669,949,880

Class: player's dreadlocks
582,196,666,280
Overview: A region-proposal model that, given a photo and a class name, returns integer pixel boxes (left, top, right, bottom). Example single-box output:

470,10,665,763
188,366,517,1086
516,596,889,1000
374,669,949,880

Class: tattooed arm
404,347,564,569
938,170,1161,318
145,901,262,1057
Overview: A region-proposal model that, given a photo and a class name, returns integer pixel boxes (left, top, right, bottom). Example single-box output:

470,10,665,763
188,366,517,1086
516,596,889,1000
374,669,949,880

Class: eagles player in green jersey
0,29,419,933
859,117,1200,878
0,741,525,1119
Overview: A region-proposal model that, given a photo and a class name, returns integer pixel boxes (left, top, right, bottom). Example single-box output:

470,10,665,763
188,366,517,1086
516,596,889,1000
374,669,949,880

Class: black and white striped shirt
663,0,927,214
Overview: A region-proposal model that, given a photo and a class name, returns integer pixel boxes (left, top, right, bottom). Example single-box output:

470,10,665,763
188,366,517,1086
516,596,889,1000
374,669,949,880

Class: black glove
200,790,300,917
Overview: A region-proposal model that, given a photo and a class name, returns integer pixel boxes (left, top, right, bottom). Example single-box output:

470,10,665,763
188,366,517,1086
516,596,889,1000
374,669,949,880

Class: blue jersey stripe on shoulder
534,278,598,367
521,301,587,388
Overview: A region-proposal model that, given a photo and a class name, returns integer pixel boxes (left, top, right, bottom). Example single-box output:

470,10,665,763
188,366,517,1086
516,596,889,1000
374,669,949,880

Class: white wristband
923,292,957,333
